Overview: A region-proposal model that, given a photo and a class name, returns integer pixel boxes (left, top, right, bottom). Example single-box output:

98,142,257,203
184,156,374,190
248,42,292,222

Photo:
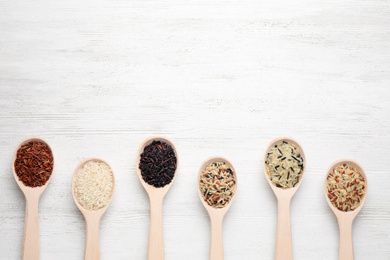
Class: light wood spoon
263,137,306,260
12,137,54,260
72,158,115,260
197,156,237,260
136,136,178,260
324,159,367,260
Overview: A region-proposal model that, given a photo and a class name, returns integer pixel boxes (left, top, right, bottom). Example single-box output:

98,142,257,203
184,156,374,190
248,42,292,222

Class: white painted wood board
0,0,389,259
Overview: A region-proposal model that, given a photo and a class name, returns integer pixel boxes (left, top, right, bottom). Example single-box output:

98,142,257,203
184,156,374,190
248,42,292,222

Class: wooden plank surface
0,0,389,259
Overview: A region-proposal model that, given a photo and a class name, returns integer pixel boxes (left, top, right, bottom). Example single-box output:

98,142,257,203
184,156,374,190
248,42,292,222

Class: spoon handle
275,198,293,260
84,216,101,260
338,218,354,260
148,196,164,260
22,196,40,260
209,214,224,260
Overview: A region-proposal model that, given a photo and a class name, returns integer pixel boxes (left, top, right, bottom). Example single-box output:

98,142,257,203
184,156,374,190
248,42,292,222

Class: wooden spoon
324,159,367,260
136,136,178,260
197,156,237,260
72,158,115,260
12,137,54,260
263,137,306,260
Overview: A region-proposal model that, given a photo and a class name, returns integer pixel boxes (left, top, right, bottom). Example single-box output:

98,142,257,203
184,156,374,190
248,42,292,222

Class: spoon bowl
197,156,238,217
197,156,237,260
263,137,306,196
263,137,306,260
136,136,178,196
136,136,178,260
12,137,54,195
72,158,115,260
324,159,367,260
12,137,54,260
72,158,115,217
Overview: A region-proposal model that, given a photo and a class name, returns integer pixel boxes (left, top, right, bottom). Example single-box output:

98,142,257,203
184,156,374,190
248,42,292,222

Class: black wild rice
139,140,177,188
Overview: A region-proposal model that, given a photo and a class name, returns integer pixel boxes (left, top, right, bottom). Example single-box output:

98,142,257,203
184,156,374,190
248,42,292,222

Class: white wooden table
1,0,389,259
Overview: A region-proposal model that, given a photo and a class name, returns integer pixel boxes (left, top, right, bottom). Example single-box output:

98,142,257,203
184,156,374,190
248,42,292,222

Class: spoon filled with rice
72,158,115,260
136,136,178,260
325,159,367,260
264,137,306,260
198,156,237,260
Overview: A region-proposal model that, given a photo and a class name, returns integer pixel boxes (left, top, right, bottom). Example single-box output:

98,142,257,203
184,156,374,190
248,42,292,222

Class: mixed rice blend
199,161,236,208
327,164,366,212
265,141,304,188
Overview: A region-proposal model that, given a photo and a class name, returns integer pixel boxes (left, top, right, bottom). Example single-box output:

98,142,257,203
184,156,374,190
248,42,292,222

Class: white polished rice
74,161,114,211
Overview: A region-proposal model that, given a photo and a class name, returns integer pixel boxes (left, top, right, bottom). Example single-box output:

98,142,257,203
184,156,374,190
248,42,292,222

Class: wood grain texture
0,0,389,259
